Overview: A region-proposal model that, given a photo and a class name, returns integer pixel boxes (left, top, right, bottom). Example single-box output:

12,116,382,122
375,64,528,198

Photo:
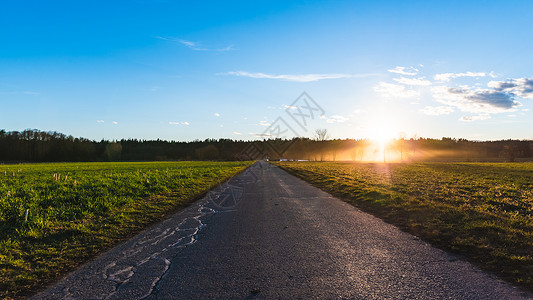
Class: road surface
33,161,531,299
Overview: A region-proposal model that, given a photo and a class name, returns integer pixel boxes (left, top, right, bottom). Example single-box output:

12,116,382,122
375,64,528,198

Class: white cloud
374,82,419,98
428,77,533,120
393,77,432,86
434,72,490,82
488,78,533,99
325,115,349,123
284,105,298,109
432,85,520,114
214,113,220,117
112,121,118,125
96,120,104,123
378,66,529,121
388,66,419,76
233,131,242,135
460,114,491,122
259,120,270,126
420,106,454,116
222,71,360,82
169,121,190,125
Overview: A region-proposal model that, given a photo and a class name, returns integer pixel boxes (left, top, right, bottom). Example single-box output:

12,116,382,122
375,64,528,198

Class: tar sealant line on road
101,202,215,299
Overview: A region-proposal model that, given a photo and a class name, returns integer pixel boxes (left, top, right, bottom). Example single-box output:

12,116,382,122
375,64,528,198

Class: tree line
0,129,532,163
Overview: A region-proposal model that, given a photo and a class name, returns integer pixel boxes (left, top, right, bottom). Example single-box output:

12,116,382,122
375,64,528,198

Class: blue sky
1,0,532,141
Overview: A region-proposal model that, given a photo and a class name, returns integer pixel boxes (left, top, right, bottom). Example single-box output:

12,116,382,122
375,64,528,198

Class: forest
0,129,532,163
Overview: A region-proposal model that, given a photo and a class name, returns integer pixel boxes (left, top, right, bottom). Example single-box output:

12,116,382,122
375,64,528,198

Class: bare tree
314,128,329,141
314,129,329,161
398,132,407,161
411,133,419,157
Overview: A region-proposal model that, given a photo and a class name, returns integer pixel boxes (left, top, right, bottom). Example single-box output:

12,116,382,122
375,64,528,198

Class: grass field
274,161,533,290
0,161,252,299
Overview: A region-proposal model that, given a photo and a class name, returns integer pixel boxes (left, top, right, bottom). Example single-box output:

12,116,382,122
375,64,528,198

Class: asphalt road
33,161,531,299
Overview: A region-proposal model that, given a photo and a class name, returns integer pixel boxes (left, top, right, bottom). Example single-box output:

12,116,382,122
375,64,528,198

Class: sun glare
367,119,397,162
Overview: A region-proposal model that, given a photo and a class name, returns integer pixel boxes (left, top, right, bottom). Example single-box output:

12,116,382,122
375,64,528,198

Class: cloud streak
0,91,40,95
155,36,234,51
222,71,364,82
434,71,494,82
388,66,419,76
393,77,432,86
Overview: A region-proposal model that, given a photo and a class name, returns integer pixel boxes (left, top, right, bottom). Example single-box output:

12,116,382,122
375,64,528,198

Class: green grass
0,161,252,299
274,161,533,290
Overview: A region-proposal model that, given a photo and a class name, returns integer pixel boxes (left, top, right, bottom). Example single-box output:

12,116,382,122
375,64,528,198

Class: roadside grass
273,161,533,290
0,161,252,299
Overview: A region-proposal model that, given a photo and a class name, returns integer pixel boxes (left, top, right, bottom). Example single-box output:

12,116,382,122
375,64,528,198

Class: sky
1,0,532,141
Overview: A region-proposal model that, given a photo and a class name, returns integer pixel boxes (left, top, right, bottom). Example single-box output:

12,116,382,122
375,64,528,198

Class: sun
369,121,395,148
